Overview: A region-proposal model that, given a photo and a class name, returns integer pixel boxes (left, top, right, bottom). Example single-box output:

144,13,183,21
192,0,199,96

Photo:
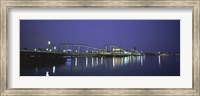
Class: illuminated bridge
20,43,143,67
59,43,104,53
21,43,142,58
55,43,140,56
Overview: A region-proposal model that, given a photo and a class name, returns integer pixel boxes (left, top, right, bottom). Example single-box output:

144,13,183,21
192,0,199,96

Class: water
20,56,180,76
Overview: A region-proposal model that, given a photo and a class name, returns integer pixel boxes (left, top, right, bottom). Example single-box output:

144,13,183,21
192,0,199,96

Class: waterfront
20,20,180,76
20,55,180,76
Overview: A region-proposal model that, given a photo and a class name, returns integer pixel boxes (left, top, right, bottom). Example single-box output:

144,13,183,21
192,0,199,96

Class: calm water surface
20,56,180,76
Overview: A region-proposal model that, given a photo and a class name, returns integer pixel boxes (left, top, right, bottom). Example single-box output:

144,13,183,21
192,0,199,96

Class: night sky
20,20,180,53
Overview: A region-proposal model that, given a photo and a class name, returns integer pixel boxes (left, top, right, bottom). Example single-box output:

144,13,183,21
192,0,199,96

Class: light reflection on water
52,66,55,74
86,57,88,67
158,56,161,67
55,56,146,74
21,55,180,76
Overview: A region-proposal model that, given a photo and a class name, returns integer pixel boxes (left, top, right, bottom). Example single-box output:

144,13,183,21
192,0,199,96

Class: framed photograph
1,0,200,95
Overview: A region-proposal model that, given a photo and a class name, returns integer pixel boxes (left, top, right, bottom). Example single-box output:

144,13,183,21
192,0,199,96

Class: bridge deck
20,50,143,57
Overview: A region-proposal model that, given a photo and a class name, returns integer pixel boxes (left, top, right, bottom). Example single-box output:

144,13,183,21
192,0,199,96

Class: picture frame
0,0,199,95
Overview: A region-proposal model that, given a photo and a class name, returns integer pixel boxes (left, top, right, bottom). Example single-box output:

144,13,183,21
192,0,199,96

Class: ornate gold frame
0,0,200,95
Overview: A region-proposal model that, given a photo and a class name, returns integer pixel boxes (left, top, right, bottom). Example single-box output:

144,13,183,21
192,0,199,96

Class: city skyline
20,20,180,53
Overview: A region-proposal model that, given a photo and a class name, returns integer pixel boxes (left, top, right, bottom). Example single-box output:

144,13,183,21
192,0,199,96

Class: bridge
59,43,104,53
21,41,141,56
20,43,143,67
21,43,142,60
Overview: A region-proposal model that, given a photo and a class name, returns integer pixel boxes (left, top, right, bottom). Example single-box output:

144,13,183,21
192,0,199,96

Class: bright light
34,49,37,51
75,50,78,52
46,48,48,51
141,51,142,53
86,50,88,53
63,50,66,52
46,71,49,76
53,66,55,74
48,41,51,45
67,49,72,52
124,51,128,54
54,46,56,50
113,48,120,51
49,49,52,52
158,52,160,54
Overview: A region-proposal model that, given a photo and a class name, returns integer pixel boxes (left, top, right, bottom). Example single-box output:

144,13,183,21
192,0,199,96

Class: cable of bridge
59,43,104,51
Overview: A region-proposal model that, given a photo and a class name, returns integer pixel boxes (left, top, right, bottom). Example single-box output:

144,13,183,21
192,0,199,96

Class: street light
54,46,56,50
48,41,51,45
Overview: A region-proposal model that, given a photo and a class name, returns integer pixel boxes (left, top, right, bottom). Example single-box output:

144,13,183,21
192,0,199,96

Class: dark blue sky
20,20,180,53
